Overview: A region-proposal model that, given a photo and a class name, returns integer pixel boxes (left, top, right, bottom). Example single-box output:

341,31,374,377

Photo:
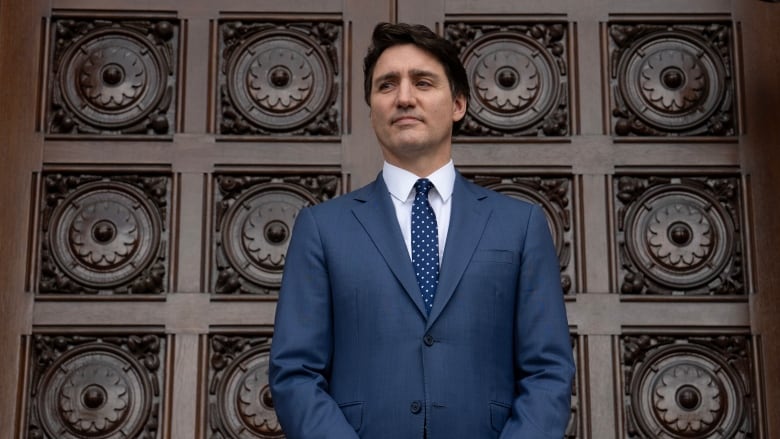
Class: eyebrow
373,68,443,86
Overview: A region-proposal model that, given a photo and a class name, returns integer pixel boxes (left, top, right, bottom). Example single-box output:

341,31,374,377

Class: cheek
369,102,386,124
371,119,387,141
369,108,381,130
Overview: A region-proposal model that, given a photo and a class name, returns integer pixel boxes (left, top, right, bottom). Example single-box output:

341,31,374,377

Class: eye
376,81,394,91
416,80,433,88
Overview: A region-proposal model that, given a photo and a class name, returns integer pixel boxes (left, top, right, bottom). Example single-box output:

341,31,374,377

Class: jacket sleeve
500,205,575,439
269,207,360,439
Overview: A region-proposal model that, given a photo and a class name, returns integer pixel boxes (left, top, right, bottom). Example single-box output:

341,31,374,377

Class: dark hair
363,22,470,131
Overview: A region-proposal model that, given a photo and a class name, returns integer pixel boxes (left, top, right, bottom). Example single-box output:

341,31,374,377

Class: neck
383,150,451,178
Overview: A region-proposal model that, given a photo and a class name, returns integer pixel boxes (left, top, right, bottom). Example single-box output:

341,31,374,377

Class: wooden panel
25,330,166,439
215,20,342,137
607,20,736,137
45,16,179,137
205,332,277,438
211,170,342,295
613,173,745,296
0,1,48,438
733,2,780,437
445,21,572,137
2,0,778,438
37,172,172,296
620,332,755,438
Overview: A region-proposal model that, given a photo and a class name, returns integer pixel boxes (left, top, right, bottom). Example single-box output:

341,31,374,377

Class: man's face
369,44,466,170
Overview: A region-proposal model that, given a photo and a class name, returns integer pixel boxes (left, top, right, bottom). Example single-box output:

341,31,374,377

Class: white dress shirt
382,160,454,263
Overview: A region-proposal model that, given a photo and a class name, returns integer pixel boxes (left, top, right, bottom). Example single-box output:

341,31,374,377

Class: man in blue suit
269,22,575,438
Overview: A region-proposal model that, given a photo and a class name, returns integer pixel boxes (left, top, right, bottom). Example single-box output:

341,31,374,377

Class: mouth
392,115,422,125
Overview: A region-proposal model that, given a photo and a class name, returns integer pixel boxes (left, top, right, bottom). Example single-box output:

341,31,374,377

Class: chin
392,134,430,148
393,140,431,153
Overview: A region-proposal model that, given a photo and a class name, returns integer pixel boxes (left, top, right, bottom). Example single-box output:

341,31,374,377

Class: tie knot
414,178,433,197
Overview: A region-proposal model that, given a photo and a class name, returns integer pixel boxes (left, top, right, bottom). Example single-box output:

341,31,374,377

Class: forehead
372,44,446,79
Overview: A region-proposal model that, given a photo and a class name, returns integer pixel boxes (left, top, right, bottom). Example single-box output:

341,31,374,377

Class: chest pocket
472,249,515,264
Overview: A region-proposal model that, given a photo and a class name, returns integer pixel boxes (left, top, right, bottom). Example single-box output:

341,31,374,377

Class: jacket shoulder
304,178,379,216
459,176,539,213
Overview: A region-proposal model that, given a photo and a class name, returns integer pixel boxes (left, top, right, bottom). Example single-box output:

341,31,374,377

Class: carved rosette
470,175,575,293
208,335,283,438
609,23,735,136
27,334,163,439
622,335,753,438
446,22,569,136
219,22,341,135
214,174,340,295
615,176,743,295
48,19,177,135
39,174,169,294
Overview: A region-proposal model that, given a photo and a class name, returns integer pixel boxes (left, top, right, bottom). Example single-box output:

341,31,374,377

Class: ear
451,93,467,123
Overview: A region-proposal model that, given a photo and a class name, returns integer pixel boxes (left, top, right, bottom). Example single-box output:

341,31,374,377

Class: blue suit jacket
269,173,574,439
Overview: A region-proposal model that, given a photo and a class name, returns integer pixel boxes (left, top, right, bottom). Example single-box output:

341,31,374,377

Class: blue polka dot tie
412,178,439,315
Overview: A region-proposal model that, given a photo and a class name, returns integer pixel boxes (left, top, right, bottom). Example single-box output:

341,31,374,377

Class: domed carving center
269,67,292,88
92,220,117,243
264,221,288,244
261,385,274,409
661,67,685,90
101,64,125,86
668,222,693,246
676,385,701,410
82,385,107,409
496,67,519,89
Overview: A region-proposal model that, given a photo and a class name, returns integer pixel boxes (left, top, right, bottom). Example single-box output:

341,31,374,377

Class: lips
391,115,423,125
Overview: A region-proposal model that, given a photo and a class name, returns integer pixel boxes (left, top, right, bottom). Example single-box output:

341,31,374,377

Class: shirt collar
383,160,455,203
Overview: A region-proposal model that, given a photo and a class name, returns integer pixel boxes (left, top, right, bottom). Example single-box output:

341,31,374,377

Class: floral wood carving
218,21,341,136
615,175,744,295
208,335,283,438
27,334,164,439
213,174,340,295
609,23,736,137
622,335,754,438
470,174,575,293
446,22,569,136
48,18,178,135
39,173,169,295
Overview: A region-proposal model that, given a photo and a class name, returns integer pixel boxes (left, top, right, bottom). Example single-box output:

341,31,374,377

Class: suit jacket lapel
427,174,492,328
351,175,428,317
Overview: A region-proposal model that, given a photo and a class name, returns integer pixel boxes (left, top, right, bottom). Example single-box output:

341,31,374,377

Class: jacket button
423,334,435,346
410,400,422,414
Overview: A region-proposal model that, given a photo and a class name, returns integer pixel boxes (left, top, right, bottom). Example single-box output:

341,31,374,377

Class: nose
395,79,415,108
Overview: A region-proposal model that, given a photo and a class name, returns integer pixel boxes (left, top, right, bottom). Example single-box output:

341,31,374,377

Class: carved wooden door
1,0,779,438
